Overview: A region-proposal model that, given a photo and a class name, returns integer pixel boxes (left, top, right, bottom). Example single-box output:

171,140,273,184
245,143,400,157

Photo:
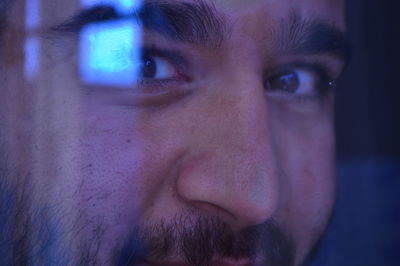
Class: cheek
75,112,152,217
284,138,336,231
72,106,186,230
269,101,336,253
283,143,335,264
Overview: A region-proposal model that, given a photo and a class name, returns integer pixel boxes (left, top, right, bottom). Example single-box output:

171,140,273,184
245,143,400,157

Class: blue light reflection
79,19,142,87
25,0,41,30
24,37,40,80
81,0,140,15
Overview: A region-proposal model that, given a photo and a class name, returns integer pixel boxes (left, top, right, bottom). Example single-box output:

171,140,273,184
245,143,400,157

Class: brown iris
141,56,157,78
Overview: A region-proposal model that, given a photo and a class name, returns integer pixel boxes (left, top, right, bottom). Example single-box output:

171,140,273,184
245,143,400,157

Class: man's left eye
140,55,178,80
264,67,331,96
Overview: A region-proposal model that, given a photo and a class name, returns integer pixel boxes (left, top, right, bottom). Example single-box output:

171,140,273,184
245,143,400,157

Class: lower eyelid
138,78,186,89
266,83,333,100
135,87,194,107
126,79,197,104
98,85,194,107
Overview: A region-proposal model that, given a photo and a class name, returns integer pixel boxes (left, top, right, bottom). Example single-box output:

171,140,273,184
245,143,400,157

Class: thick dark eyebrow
272,11,352,64
52,1,226,48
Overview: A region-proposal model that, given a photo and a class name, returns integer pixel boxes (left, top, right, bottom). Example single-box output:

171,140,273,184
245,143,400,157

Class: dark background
312,0,400,265
336,0,400,157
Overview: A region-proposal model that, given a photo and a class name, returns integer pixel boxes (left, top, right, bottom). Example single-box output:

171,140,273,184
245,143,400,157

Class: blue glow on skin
25,0,41,30
81,0,141,15
79,19,141,87
24,37,40,80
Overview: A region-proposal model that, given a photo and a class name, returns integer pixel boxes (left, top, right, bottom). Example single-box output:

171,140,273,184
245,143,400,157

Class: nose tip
175,77,279,227
176,151,279,227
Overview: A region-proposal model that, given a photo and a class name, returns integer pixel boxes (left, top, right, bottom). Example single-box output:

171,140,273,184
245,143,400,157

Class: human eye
264,63,335,100
100,47,193,107
140,55,175,79
136,47,190,89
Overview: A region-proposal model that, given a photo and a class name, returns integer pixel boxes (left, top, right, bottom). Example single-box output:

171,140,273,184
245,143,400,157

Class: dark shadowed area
312,0,400,265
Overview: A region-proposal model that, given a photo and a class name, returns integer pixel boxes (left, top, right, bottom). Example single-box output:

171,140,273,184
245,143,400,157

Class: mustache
112,213,296,266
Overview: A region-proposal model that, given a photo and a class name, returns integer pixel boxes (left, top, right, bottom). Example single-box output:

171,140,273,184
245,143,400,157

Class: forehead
212,0,345,32
214,0,344,17
13,0,345,30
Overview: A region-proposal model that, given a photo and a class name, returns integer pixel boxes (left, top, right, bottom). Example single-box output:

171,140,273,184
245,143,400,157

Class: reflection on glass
24,0,41,80
79,19,141,87
24,37,40,80
25,0,40,30
79,0,142,87
81,0,140,15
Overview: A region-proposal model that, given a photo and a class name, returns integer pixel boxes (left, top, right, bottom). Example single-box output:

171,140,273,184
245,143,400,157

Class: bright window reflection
25,0,41,30
81,0,140,15
79,19,141,87
24,37,40,80
25,0,41,80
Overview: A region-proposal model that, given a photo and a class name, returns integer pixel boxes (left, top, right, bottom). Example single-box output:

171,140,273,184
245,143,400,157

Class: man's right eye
140,55,178,80
116,49,194,105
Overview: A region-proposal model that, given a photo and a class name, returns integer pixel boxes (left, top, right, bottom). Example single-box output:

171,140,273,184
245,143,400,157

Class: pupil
269,72,299,92
141,57,156,78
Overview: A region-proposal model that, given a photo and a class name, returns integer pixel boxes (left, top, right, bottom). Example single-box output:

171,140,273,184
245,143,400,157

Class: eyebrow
272,11,352,63
53,2,351,64
52,1,226,48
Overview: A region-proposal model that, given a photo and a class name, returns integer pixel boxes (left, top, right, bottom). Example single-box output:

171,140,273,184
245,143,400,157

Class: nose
176,77,279,228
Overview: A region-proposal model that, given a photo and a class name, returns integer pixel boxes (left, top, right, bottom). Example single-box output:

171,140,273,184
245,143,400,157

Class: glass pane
1,1,398,266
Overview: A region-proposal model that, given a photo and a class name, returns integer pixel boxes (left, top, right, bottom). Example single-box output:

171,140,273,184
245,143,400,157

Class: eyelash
140,47,188,77
136,47,337,103
264,62,336,100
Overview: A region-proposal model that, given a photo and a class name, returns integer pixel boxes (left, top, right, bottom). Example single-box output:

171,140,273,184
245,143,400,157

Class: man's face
0,0,348,265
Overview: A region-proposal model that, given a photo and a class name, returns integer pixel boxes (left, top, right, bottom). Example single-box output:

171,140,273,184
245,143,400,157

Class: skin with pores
0,0,349,265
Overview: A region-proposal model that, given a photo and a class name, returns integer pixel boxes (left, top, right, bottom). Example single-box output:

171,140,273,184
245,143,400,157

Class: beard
0,152,296,266
112,213,295,266
0,154,71,266
0,179,296,266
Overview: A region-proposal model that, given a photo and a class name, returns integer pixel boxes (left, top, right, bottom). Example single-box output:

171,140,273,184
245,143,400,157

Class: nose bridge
209,74,275,171
219,84,269,152
176,78,279,226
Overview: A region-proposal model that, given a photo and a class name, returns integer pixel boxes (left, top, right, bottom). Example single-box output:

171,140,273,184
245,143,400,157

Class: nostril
189,200,237,222
176,152,279,229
